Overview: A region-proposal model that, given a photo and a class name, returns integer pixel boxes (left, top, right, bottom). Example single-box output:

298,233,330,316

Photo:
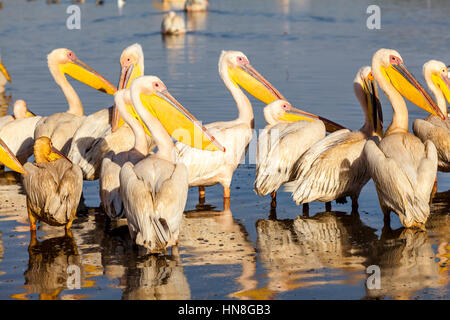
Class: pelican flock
0,42,448,255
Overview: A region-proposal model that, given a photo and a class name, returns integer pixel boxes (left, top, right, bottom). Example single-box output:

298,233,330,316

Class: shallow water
0,0,449,300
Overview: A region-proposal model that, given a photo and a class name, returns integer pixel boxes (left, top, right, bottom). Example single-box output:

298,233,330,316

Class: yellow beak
228,64,285,104
140,91,225,152
432,73,450,106
382,63,445,119
0,138,27,174
0,60,11,82
112,63,143,132
59,59,117,95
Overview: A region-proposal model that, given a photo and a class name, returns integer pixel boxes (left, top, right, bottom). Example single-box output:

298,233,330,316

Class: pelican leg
430,176,438,203
198,186,206,204
325,202,332,212
27,203,37,231
223,185,231,199
302,203,309,217
65,220,73,231
223,197,230,211
351,194,359,214
270,191,277,208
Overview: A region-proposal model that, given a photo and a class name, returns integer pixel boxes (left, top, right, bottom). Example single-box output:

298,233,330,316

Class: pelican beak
432,72,450,105
26,110,36,117
59,58,117,95
140,90,225,152
278,104,346,133
0,60,11,82
112,63,143,132
50,145,73,164
362,72,384,137
228,63,286,104
0,138,27,174
382,62,445,119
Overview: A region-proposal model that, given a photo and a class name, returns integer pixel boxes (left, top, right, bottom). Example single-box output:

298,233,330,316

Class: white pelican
412,60,449,172
0,55,11,94
0,99,35,129
120,76,221,252
67,43,147,180
254,100,326,208
185,0,209,12
284,66,383,213
363,49,444,229
0,136,83,231
175,50,343,205
161,11,186,35
100,88,148,220
34,48,116,155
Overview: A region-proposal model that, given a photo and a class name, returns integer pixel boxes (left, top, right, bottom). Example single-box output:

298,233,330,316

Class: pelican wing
100,151,124,219
413,119,450,170
23,159,82,225
284,129,370,204
255,120,325,195
363,139,437,227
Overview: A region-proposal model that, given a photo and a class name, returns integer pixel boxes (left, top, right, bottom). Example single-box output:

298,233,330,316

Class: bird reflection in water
19,231,85,300
179,205,258,299
249,210,377,299
365,190,449,300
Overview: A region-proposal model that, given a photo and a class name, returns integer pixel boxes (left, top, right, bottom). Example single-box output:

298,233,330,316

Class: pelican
175,50,344,205
0,136,83,231
284,66,383,213
185,0,209,12
33,48,116,155
119,76,222,252
100,88,148,220
0,55,11,94
363,49,444,229
161,11,186,35
254,100,326,208
67,43,147,181
412,60,449,172
0,99,35,129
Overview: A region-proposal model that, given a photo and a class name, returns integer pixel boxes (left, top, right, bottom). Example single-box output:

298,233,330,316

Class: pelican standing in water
0,136,83,231
120,76,222,252
68,44,147,180
254,100,326,208
284,66,383,213
34,49,116,155
161,11,186,35
412,60,449,172
363,49,444,229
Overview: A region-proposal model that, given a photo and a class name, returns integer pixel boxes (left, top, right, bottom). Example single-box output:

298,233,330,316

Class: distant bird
412,60,449,172
255,100,326,208
364,49,443,229
284,66,383,213
96,0,104,5
118,0,126,9
161,11,186,35
22,137,83,231
185,0,209,12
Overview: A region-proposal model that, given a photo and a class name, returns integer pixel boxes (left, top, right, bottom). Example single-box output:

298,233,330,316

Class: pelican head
372,48,445,120
130,75,225,152
112,43,145,132
47,48,116,95
13,99,35,119
423,60,450,115
33,136,71,164
354,66,383,137
0,55,11,83
263,99,326,126
0,138,27,174
221,50,345,132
